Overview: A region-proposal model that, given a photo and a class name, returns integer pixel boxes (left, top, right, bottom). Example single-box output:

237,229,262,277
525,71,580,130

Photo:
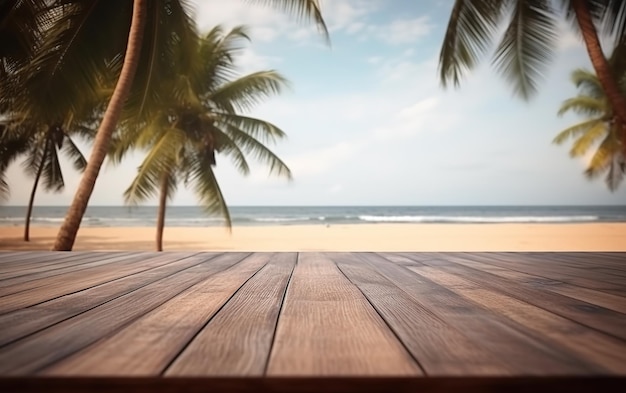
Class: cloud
284,140,367,178
234,48,282,74
369,16,435,45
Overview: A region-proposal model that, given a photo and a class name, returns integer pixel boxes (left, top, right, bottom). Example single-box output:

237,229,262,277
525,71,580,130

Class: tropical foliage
11,116,94,241
50,0,327,251
438,0,626,132
554,53,626,191
0,0,328,250
112,26,292,251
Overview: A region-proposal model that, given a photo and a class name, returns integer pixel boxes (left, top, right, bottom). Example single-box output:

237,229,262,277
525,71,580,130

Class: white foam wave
358,215,599,223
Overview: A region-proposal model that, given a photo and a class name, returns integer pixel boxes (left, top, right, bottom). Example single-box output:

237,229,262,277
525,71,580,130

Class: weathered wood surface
0,251,624,392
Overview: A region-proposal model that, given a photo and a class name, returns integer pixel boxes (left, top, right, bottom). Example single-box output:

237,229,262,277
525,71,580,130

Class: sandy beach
0,223,625,251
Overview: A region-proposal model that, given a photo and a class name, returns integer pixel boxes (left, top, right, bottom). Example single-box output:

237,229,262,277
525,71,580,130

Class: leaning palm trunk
24,142,48,242
573,0,626,154
53,0,147,251
156,173,168,252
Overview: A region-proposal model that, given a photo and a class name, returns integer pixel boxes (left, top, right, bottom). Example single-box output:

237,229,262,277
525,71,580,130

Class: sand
0,223,625,251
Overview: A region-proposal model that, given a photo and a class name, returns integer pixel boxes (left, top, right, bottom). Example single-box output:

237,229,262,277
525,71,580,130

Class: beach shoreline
1,223,625,252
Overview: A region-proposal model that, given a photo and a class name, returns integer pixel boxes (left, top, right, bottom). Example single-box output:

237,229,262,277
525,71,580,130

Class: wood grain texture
404,262,626,374
0,252,196,313
431,253,626,314
44,253,271,376
0,252,138,288
472,253,626,296
0,252,124,283
413,253,626,341
0,253,250,375
362,252,600,374
0,252,201,346
266,253,422,376
0,251,624,382
334,253,539,376
166,253,297,376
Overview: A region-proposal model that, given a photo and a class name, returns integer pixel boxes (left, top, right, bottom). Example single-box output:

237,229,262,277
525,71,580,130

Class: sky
4,0,626,206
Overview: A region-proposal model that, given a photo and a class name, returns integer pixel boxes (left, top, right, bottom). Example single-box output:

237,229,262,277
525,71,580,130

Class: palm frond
439,0,506,88
210,71,289,113
123,0,198,124
109,111,167,165
209,133,251,176
61,135,87,172
21,133,47,177
591,0,626,47
220,123,292,180
247,0,329,44
558,96,607,117
194,25,251,93
493,0,558,100
188,150,232,230
17,0,131,123
570,68,605,98
215,113,287,144
585,132,621,176
569,121,608,157
553,117,605,144
42,142,64,192
603,153,625,192
124,127,186,205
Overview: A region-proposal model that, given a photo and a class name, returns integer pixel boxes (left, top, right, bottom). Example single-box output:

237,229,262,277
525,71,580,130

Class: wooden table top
0,251,624,392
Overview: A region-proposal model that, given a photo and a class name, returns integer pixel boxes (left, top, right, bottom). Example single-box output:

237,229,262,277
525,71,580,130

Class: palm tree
34,0,329,251
113,26,292,251
0,124,30,201
438,0,626,139
554,66,625,191
16,119,92,241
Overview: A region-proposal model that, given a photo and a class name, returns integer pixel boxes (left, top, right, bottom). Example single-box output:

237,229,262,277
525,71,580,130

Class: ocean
1,205,625,227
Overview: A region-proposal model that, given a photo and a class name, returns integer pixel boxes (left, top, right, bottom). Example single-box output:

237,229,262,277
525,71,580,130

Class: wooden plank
165,253,296,376
0,252,199,313
361,253,602,374
0,252,108,278
0,251,65,265
404,260,626,373
524,253,626,284
0,252,201,346
0,252,153,296
573,252,626,266
266,253,422,376
475,253,626,295
331,253,509,375
42,253,271,376
0,252,250,375
332,253,588,375
412,253,626,341
0,252,139,289
377,253,424,268
429,253,626,314
0,252,133,280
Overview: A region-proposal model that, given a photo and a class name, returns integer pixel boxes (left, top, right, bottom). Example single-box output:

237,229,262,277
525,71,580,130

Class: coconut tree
0,123,30,201
15,118,92,241
554,63,625,190
33,0,328,251
438,0,626,138
113,26,292,251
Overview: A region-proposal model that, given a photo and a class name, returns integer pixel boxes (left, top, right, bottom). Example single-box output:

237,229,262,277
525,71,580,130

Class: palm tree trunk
52,0,147,251
573,0,626,154
24,141,48,242
156,174,168,252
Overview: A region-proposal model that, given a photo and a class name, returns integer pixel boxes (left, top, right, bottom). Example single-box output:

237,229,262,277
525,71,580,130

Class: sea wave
357,215,600,223
253,217,310,222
